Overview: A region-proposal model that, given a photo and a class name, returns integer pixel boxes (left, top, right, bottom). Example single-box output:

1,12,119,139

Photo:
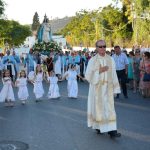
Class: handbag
143,72,150,81
142,60,150,81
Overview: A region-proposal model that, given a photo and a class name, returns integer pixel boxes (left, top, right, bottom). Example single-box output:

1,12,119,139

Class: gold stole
90,54,116,123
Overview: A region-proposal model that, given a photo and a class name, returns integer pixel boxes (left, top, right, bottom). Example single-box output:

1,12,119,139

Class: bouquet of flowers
33,41,61,52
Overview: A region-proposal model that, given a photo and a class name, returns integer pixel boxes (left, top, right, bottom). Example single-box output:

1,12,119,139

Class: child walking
0,70,15,107
62,64,84,98
15,70,29,105
31,65,44,102
47,71,60,99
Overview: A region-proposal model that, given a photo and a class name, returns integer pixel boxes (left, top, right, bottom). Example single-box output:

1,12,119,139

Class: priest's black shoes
95,129,103,135
108,131,121,138
110,132,121,138
116,94,119,99
96,129,100,134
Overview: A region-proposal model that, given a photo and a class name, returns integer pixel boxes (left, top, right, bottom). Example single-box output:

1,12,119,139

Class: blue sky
4,0,119,24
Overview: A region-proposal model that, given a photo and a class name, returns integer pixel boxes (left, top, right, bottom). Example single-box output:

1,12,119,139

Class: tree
61,6,133,47
0,19,31,46
100,5,132,47
32,12,40,32
114,0,150,45
0,19,8,48
61,10,96,47
0,0,5,17
9,21,31,46
61,1,150,47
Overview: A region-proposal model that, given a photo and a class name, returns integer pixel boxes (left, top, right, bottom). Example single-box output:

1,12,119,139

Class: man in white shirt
112,45,129,99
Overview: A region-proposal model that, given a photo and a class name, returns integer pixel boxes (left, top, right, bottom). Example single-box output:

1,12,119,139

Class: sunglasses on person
96,45,106,48
135,51,140,53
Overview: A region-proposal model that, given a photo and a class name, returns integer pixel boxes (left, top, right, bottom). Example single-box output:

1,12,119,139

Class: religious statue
37,14,52,43
42,23,51,43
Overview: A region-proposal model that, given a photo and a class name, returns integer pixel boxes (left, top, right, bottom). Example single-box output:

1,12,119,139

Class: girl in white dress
0,70,15,107
47,71,60,99
15,70,29,105
31,65,44,102
62,64,84,98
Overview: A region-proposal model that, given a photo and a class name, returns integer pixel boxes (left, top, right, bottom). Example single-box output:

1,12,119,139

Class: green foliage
0,0,5,16
61,1,150,47
0,19,10,38
100,5,132,46
130,0,150,44
135,0,150,13
0,19,31,46
32,12,40,31
10,21,31,46
61,10,97,47
61,6,132,47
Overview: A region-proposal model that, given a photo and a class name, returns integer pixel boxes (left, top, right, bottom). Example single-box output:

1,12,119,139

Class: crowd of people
0,45,150,107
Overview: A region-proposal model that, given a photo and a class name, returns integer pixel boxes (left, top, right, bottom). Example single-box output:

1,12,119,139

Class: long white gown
66,70,78,98
16,78,29,100
48,76,60,99
85,54,121,133
54,56,62,75
0,77,15,102
33,73,44,99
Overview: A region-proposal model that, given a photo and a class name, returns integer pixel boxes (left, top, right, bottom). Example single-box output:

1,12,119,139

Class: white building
24,35,66,49
24,36,36,48
52,35,66,47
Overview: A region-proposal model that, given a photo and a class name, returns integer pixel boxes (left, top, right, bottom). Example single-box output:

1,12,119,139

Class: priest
85,40,121,138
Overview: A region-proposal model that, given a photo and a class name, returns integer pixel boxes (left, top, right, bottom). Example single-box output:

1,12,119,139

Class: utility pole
131,0,150,45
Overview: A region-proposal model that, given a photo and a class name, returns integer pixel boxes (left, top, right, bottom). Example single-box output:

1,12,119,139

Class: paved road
0,81,150,150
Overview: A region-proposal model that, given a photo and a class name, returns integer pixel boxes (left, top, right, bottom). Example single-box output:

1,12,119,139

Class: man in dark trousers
112,45,129,98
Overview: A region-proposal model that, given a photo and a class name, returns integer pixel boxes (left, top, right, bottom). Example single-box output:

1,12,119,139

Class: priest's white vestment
85,54,120,133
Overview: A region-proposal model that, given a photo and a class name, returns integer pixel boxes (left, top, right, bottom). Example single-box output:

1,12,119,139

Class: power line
102,21,131,32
